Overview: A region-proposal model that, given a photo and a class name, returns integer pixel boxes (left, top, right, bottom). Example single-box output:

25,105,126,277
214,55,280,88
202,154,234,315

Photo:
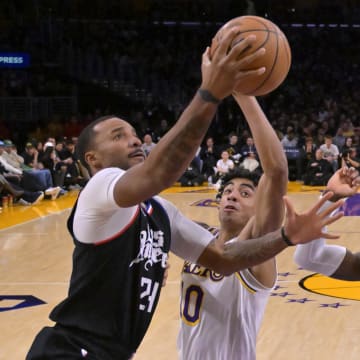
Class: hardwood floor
0,187,359,360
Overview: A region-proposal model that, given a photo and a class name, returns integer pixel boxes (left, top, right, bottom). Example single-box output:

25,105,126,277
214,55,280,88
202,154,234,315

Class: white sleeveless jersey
177,260,274,360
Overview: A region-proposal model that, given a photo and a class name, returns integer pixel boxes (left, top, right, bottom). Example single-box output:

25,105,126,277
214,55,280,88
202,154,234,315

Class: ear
85,150,98,169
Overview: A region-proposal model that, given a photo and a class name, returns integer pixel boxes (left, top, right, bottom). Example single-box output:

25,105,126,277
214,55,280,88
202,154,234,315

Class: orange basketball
210,15,291,96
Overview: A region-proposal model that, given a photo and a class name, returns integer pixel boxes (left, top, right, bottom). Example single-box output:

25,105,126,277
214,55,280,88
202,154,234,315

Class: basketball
210,15,291,96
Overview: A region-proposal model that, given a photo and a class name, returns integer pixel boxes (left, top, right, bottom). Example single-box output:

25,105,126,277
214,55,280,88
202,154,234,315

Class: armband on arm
294,240,347,276
293,194,347,276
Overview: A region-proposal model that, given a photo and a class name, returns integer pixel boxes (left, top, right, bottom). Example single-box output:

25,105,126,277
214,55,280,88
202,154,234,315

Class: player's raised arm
197,192,344,275
113,31,266,207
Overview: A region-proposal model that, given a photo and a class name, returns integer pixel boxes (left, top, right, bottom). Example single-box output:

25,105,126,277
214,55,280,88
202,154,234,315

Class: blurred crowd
1,1,360,207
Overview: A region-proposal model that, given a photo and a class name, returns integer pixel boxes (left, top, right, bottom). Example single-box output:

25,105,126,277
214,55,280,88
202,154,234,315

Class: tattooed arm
197,192,344,275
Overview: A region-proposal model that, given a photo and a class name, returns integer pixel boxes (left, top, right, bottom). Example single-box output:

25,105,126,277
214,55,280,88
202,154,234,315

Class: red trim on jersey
146,202,153,215
94,206,140,246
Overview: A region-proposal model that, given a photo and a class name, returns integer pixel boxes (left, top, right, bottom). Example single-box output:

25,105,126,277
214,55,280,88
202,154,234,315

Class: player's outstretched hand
201,27,266,101
283,191,344,245
325,166,360,201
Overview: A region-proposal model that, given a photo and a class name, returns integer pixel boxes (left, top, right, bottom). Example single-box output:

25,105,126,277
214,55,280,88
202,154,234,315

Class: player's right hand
200,28,266,101
282,192,344,245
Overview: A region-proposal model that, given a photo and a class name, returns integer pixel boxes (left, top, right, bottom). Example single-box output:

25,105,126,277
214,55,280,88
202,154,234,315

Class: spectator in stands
340,136,354,155
41,145,67,189
281,126,298,148
281,128,302,181
178,158,204,187
35,141,45,164
141,133,157,156
220,132,242,165
58,139,83,188
332,127,346,150
0,173,44,205
0,141,61,199
303,149,334,186
240,152,260,172
199,136,219,184
214,150,235,184
240,136,258,160
2,140,29,170
21,142,40,169
319,134,340,172
301,136,317,169
341,147,360,171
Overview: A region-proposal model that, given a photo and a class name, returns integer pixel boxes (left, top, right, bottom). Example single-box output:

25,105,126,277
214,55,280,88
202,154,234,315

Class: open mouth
224,205,237,211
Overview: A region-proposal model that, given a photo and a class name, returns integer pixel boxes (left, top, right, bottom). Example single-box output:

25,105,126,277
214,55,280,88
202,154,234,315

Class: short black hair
216,167,262,199
76,115,116,175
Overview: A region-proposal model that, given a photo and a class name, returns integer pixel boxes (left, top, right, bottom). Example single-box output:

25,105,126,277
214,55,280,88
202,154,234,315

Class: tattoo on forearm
229,230,286,269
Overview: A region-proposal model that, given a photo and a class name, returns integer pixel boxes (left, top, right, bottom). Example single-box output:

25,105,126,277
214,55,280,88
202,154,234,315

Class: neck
217,228,241,244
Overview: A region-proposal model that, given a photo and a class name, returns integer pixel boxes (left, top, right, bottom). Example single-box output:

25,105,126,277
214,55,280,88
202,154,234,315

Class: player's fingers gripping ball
210,15,291,96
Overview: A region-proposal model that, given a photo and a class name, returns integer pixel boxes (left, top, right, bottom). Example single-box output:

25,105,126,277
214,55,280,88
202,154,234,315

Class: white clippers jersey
177,261,274,360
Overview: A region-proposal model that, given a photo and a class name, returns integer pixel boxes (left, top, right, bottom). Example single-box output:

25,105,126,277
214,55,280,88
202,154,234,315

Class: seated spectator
240,136,258,160
41,145,67,189
339,136,353,156
281,127,298,148
303,149,334,186
281,129,302,181
214,150,235,183
0,173,44,205
58,139,86,190
319,134,339,172
21,142,41,169
220,132,242,165
341,147,360,171
141,133,157,156
58,139,84,189
178,158,204,187
2,140,30,170
240,152,260,172
0,141,61,199
199,136,219,183
301,136,317,169
332,127,346,150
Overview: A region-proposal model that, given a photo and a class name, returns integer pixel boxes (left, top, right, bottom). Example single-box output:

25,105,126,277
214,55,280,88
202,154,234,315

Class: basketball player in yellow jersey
178,93,288,360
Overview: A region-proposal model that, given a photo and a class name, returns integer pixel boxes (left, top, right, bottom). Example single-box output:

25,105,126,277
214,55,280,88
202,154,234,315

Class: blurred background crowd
1,0,360,203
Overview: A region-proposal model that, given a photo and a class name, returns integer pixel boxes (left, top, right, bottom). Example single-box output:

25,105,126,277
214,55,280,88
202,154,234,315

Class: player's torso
178,261,272,360
52,198,171,352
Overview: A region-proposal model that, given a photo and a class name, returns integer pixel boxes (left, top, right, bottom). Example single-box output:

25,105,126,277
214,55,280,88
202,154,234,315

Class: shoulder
79,167,125,206
85,167,125,189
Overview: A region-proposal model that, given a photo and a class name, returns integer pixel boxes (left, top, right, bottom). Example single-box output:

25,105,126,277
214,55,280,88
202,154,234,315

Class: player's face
218,178,256,230
88,117,145,171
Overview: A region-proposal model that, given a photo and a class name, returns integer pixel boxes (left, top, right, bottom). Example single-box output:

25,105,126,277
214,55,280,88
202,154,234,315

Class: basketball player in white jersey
178,93,290,360
294,166,360,280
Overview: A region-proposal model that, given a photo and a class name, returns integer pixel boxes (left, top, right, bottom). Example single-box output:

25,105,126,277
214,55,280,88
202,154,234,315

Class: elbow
268,162,288,182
